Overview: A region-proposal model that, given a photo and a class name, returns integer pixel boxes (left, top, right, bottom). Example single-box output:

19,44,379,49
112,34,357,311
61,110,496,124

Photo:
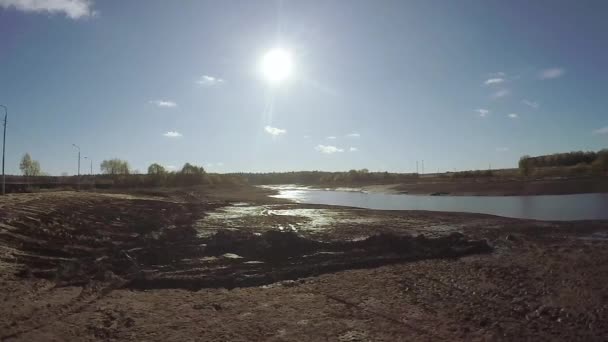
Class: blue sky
0,0,607,175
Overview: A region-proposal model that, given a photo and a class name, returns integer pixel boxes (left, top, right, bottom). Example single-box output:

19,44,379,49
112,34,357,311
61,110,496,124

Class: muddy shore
361,177,608,196
1,186,607,341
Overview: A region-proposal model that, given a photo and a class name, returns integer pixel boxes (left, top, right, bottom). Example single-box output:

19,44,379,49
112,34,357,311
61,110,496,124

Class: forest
518,149,608,176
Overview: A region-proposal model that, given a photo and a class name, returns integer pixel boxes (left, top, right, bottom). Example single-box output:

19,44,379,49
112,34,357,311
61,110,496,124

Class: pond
264,185,608,221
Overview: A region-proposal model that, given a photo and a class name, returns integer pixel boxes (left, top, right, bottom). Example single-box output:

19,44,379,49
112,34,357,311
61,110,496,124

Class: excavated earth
1,188,607,341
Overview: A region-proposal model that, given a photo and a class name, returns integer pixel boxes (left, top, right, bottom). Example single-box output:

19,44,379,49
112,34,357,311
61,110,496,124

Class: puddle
196,201,467,240
578,232,608,241
420,224,461,235
195,204,364,236
221,253,243,259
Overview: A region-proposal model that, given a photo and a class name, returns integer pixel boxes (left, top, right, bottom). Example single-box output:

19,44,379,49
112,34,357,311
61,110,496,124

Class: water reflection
265,185,608,221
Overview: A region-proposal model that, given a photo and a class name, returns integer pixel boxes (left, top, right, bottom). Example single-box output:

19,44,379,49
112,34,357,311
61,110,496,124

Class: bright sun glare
261,48,293,83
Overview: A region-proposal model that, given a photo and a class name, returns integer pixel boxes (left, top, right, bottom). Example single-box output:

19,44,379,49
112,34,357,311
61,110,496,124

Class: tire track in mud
0,280,128,341
0,191,221,340
319,291,449,340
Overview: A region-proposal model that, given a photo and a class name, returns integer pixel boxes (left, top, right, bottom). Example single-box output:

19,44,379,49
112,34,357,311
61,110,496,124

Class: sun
261,48,293,84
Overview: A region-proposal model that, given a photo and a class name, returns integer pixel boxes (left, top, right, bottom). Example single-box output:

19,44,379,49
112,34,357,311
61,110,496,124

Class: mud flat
362,177,608,196
1,187,607,341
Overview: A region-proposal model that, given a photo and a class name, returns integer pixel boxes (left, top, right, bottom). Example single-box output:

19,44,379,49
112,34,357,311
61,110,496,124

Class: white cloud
346,132,360,138
349,147,358,152
303,135,311,139
163,131,182,137
166,165,177,170
522,99,540,109
206,162,224,167
475,109,490,117
484,78,505,85
0,0,95,19
315,145,344,154
264,125,286,136
326,136,337,140
492,89,510,99
592,126,608,135
539,68,565,80
150,100,177,108
508,113,519,119
197,75,225,86
488,72,506,77
496,147,509,152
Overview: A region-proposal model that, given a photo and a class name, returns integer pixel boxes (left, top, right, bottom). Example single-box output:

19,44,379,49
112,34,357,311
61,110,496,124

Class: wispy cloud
326,136,337,140
539,68,565,80
346,132,360,138
0,0,95,19
349,147,358,152
163,131,182,138
206,162,224,167
166,165,177,170
484,78,505,85
303,135,311,139
475,109,490,117
197,75,225,86
150,100,177,108
492,89,510,99
488,72,506,77
315,145,344,154
496,147,509,152
508,113,519,119
264,125,286,136
522,99,540,109
592,126,608,135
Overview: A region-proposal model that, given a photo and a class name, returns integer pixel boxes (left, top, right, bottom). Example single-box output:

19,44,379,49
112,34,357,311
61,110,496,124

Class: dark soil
1,188,607,341
0,191,490,291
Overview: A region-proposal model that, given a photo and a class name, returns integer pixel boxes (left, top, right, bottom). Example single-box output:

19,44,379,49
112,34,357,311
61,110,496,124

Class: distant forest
519,149,608,176
6,149,608,193
229,170,419,185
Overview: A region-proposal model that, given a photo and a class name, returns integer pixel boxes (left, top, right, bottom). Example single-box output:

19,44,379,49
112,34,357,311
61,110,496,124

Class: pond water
264,185,608,221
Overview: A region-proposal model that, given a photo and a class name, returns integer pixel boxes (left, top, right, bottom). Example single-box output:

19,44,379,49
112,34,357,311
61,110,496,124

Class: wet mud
0,192,490,291
2,189,608,341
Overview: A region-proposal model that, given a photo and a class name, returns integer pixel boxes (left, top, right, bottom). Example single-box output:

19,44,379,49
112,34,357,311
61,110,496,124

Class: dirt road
1,188,607,341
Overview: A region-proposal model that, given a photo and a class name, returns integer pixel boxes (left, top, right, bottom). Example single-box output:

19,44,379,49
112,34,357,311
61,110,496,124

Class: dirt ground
1,186,607,341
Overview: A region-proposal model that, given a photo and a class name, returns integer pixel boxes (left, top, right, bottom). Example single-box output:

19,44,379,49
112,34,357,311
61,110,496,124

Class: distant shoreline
301,177,608,196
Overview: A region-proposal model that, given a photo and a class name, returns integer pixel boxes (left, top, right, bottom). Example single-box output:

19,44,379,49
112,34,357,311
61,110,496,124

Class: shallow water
265,185,608,221
195,203,348,236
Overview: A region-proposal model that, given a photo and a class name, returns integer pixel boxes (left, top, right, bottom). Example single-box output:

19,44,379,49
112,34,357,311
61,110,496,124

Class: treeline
230,169,419,185
447,170,494,178
93,161,243,188
519,149,608,176
9,157,243,191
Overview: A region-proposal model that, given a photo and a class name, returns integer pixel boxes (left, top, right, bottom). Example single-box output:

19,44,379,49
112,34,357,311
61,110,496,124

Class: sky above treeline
0,0,607,175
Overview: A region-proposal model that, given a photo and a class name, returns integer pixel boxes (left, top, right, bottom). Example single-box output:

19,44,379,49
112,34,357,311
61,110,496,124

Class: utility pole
416,161,419,174
72,144,80,189
84,156,92,175
0,105,6,195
